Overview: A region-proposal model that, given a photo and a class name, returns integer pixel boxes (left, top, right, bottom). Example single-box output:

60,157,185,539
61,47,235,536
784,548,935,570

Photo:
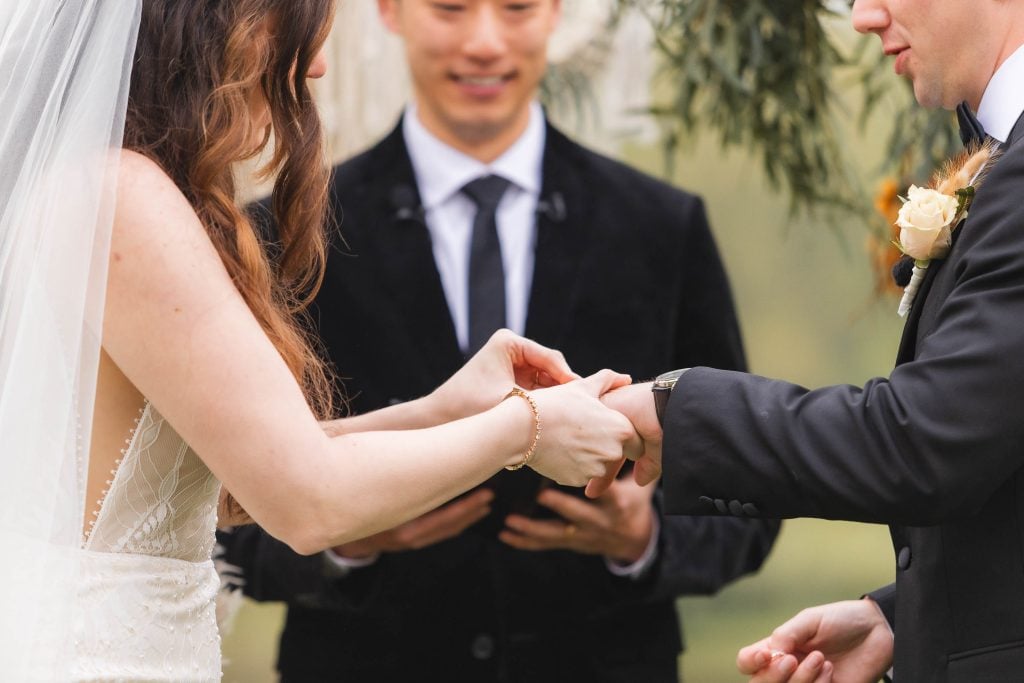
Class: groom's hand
736,599,893,683
499,477,655,562
331,489,494,558
587,382,663,497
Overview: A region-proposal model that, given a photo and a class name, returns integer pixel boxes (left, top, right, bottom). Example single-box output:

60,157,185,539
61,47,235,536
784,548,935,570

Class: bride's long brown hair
124,0,335,420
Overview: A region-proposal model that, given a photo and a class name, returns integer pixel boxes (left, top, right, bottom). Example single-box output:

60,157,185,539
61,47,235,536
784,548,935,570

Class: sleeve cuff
322,548,380,578
862,593,895,682
604,512,660,580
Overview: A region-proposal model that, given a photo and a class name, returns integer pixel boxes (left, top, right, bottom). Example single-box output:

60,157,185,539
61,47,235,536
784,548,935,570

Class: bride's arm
320,398,441,436
104,153,636,555
319,332,578,437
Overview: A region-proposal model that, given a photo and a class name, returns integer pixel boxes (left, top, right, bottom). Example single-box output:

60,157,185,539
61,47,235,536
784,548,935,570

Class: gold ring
564,524,577,538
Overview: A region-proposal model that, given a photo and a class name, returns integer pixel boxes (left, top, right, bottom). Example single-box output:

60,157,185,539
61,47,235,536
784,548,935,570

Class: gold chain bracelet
504,386,541,471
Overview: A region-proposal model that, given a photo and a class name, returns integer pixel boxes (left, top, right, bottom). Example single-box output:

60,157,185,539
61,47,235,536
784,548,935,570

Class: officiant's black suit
220,120,779,682
661,113,1024,681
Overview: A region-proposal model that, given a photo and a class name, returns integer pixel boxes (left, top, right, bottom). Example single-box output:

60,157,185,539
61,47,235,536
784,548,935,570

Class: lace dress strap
83,400,220,561
83,401,148,546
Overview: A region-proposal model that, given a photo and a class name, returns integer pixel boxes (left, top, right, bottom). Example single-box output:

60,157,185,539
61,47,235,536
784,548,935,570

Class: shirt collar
977,43,1024,144
402,102,545,209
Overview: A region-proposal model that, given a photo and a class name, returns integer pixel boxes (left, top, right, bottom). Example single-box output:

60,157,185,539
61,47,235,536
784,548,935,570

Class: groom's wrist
652,369,689,426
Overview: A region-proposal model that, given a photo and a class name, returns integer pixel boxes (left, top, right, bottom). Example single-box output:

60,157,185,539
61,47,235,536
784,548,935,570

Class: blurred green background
222,110,905,679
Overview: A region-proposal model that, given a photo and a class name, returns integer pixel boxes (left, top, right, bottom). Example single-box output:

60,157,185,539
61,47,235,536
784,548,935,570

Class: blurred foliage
620,0,960,222
541,57,609,134
641,0,856,214
538,4,631,133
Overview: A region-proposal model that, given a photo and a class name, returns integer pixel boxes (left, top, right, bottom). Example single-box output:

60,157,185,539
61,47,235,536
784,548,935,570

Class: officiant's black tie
956,102,987,147
463,175,511,356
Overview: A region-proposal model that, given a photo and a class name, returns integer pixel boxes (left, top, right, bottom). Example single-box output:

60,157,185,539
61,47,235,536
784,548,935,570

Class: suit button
897,546,912,570
471,634,495,660
741,503,760,517
714,499,729,514
699,496,713,506
728,500,744,516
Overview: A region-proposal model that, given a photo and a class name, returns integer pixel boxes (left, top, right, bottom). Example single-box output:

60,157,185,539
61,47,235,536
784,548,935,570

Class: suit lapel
895,255,944,364
523,125,589,349
362,122,465,378
1006,109,1024,148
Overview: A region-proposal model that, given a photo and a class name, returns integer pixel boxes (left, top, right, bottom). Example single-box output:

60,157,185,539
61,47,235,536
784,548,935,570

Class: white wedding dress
73,401,223,681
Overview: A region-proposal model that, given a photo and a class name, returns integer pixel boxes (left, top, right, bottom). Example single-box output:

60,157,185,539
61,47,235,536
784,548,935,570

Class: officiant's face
851,0,1008,110
379,0,561,159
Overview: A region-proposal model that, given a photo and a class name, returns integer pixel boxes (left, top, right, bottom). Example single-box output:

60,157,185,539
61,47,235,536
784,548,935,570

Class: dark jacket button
699,496,713,506
741,503,760,517
897,546,912,570
714,499,729,514
728,500,744,516
471,634,495,660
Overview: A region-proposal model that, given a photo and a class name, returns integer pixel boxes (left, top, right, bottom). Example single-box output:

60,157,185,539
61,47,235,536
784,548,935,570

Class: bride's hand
526,370,642,486
429,329,579,422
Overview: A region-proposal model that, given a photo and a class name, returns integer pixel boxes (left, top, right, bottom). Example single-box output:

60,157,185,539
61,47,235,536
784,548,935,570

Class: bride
0,0,638,679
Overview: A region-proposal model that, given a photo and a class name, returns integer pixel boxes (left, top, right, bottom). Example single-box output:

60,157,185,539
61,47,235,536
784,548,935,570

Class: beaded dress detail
74,401,223,681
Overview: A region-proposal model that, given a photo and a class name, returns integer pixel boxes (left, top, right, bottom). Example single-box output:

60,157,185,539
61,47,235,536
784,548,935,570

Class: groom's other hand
499,477,656,563
331,488,495,558
588,382,663,497
736,599,893,683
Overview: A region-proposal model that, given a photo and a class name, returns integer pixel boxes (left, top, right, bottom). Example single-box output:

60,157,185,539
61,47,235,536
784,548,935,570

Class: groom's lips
885,45,911,75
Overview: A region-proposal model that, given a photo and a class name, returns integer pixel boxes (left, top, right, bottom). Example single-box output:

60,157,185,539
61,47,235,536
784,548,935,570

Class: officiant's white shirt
403,101,544,354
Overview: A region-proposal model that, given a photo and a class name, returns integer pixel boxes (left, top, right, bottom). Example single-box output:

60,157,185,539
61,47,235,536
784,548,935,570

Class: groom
602,0,1024,679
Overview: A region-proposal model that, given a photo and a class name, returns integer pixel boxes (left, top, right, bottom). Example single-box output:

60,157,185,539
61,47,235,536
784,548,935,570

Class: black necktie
462,175,511,356
956,101,987,147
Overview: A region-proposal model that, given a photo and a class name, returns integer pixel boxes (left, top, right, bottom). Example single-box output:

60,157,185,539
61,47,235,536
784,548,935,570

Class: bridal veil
0,0,140,676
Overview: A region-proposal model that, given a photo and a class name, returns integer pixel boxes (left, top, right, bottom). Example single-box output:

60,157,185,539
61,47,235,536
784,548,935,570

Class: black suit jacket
661,113,1024,681
221,120,779,682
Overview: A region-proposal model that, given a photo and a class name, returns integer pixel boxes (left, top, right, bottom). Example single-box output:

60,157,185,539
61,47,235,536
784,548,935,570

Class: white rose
896,185,959,260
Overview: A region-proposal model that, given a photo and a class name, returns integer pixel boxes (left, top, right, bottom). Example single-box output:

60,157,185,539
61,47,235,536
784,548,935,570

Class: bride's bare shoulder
117,149,178,191
105,150,240,351
114,149,206,244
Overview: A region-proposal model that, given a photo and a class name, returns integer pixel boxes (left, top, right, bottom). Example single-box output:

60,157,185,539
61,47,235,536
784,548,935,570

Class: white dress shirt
403,102,544,354
977,43,1024,143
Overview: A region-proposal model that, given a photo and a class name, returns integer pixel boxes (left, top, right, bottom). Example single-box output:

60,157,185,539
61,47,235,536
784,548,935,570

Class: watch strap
651,369,688,427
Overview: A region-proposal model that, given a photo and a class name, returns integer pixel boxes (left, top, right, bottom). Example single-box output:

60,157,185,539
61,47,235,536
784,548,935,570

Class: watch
652,369,689,426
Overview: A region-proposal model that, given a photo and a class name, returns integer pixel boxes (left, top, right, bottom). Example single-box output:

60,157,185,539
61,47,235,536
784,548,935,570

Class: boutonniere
894,140,1000,317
